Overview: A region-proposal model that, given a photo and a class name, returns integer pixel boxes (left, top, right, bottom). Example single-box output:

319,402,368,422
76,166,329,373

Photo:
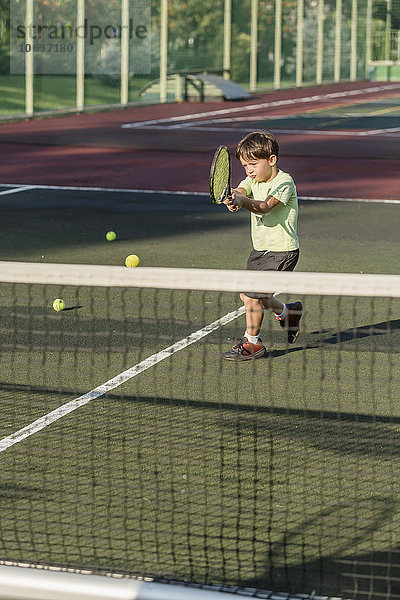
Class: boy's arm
224,191,280,214
241,194,280,214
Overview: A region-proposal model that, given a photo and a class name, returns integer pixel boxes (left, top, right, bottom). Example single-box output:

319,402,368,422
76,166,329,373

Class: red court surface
1,81,399,199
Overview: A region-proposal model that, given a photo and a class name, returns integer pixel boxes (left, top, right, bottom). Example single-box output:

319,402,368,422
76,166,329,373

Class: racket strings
212,152,230,201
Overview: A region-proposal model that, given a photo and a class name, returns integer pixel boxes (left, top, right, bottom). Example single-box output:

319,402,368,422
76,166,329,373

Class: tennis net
1,261,400,600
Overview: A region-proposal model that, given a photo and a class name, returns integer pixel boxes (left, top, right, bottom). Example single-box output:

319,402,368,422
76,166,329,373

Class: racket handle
222,182,231,200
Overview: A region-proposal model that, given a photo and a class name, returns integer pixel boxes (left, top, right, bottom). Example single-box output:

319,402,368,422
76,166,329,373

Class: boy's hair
235,131,279,162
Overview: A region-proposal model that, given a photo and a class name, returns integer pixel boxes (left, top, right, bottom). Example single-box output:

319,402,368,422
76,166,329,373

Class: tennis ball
53,298,65,312
125,254,140,268
106,231,117,241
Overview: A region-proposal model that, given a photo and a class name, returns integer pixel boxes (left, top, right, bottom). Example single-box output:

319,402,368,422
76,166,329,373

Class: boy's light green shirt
238,169,299,252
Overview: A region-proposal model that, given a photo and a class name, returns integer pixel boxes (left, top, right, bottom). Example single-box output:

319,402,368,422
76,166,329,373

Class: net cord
1,261,400,298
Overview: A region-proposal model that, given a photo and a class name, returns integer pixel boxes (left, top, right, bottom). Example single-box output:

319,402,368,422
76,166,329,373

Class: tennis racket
209,145,231,204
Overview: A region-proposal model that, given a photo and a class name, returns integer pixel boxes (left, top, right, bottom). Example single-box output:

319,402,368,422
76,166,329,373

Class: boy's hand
223,191,244,212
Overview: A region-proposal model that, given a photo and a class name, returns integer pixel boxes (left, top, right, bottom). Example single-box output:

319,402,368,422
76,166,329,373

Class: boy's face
239,155,277,183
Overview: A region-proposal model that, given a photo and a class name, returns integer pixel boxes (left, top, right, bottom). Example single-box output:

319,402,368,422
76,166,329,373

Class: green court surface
1,191,400,272
233,95,400,131
1,191,400,598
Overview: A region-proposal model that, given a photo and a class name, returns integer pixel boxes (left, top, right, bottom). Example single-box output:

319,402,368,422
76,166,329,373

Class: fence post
365,0,372,78
76,0,85,111
25,0,34,116
334,0,342,82
350,0,358,81
296,0,304,87
385,0,392,60
274,0,282,89
160,0,168,102
249,0,258,91
350,0,358,80
316,0,324,84
76,0,85,110
223,0,232,79
121,0,129,105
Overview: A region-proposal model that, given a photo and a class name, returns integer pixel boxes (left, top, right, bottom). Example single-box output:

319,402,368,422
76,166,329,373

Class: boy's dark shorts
244,248,299,300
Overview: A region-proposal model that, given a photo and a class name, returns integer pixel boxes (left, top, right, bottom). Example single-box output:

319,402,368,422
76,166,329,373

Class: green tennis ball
53,298,65,312
125,254,140,268
106,231,117,241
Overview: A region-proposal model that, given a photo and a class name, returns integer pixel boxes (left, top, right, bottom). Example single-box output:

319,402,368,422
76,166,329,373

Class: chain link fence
0,0,397,118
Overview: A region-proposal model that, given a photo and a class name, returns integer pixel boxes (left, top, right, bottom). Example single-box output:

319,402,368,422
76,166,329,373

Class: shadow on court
2,377,399,598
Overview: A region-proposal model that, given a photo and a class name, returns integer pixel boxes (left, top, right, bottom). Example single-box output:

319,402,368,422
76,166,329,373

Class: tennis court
1,81,400,196
1,78,400,600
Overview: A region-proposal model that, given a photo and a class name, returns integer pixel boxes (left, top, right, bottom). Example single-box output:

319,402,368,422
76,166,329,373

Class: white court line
0,306,245,453
121,83,400,129
0,183,207,195
165,113,399,127
301,195,400,204
366,126,400,135
0,183,399,203
0,185,35,197
138,124,400,137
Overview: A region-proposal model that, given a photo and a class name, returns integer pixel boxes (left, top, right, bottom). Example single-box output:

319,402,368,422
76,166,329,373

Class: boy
222,131,302,361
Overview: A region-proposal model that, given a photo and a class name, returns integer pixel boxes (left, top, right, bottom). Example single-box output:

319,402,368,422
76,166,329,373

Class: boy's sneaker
277,301,303,343
223,337,266,361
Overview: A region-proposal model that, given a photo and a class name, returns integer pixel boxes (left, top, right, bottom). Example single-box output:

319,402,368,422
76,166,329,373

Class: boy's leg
275,300,303,343
261,295,286,314
255,249,303,344
241,293,264,337
222,249,302,359
222,293,266,361
260,252,303,343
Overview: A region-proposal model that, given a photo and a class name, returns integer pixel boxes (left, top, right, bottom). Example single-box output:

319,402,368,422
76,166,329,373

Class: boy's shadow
265,318,400,358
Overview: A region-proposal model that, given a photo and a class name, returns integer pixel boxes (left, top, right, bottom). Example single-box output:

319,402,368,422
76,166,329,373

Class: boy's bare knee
241,293,259,305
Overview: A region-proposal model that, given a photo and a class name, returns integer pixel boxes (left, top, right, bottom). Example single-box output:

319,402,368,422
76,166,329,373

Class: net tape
2,261,400,297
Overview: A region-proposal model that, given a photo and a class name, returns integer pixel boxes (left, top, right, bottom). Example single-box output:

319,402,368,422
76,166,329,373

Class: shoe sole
223,348,267,361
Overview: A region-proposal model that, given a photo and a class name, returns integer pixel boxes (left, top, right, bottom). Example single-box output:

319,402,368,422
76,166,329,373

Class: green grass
0,75,153,115
1,197,400,598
